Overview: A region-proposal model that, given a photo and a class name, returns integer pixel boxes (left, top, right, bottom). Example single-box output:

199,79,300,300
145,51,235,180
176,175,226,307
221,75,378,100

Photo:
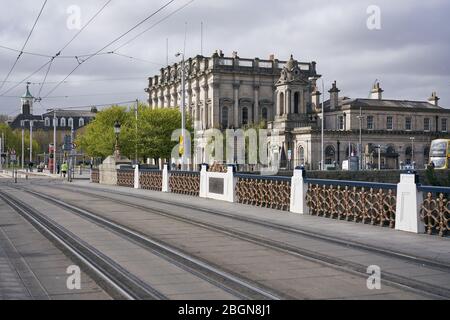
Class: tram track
0,188,166,300
45,181,450,272
5,184,285,300
19,181,450,299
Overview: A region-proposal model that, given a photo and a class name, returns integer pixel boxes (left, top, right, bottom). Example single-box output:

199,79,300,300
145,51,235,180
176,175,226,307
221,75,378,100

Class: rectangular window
386,116,393,130
338,116,345,130
442,118,448,132
424,118,430,131
405,117,412,131
367,116,374,130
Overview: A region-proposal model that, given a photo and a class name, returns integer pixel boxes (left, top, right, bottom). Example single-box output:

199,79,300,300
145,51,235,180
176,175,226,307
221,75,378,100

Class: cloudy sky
0,0,449,116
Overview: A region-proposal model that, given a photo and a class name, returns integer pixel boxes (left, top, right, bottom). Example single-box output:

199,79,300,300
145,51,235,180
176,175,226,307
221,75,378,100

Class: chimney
269,54,275,61
370,82,384,100
328,81,340,110
428,92,440,106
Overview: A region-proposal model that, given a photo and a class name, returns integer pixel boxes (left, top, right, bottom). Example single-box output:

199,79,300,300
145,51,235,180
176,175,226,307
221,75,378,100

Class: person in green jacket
61,162,68,178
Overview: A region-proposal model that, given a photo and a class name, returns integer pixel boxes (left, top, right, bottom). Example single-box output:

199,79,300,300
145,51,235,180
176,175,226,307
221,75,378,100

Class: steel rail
0,188,167,300
23,182,450,300
17,186,283,300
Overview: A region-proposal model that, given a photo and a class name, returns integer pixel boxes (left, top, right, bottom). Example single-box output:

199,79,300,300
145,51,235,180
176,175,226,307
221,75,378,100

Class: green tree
77,106,133,158
0,123,40,166
77,105,191,162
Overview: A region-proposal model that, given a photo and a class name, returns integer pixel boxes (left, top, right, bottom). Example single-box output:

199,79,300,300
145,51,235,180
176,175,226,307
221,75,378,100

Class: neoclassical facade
146,51,450,170
145,51,318,130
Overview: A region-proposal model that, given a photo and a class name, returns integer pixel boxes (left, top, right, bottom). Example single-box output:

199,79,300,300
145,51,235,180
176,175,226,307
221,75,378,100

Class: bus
429,139,450,169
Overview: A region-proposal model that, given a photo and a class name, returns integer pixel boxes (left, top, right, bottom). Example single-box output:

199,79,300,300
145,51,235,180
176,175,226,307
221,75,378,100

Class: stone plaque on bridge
209,177,224,195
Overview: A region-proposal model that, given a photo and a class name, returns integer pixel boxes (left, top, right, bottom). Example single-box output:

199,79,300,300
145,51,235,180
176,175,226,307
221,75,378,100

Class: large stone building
8,84,97,161
146,51,450,170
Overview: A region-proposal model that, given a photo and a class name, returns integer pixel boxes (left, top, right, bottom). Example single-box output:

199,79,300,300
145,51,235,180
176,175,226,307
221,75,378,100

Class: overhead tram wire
0,60,52,97
0,45,53,58
36,0,113,100
112,0,195,52
0,0,48,92
41,0,176,99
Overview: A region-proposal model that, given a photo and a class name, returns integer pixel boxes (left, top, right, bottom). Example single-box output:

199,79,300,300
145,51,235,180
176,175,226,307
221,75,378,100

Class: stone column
210,83,220,128
194,85,200,122
254,85,260,124
233,83,240,128
202,84,209,129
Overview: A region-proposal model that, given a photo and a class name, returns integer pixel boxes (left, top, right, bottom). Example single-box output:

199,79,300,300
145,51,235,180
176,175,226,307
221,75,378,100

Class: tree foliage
77,105,190,161
0,123,40,162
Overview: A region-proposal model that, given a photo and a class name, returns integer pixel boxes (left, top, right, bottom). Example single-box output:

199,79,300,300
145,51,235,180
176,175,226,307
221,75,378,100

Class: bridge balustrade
235,174,291,211
169,171,200,197
140,169,163,192
117,168,134,188
418,186,450,237
305,179,397,228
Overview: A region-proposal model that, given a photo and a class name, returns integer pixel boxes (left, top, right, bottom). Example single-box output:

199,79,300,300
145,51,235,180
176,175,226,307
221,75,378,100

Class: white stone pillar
225,165,237,203
395,174,425,234
134,165,140,189
200,164,208,198
162,164,170,193
290,169,309,214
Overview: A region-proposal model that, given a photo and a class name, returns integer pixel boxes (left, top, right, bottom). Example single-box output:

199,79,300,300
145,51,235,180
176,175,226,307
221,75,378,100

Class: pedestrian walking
61,162,68,178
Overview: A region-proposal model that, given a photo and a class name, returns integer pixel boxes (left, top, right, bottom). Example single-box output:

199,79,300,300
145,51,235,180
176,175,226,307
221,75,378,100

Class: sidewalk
70,180,450,266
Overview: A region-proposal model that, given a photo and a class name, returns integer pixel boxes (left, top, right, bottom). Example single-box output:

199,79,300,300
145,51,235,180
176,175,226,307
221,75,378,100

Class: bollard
162,164,170,193
395,172,424,234
290,167,309,214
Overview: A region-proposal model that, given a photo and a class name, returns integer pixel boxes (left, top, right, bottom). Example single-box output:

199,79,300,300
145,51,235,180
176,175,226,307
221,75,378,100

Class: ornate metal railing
117,168,134,188
235,174,291,211
169,171,200,196
140,170,162,191
419,186,450,237
91,168,99,184
306,179,397,228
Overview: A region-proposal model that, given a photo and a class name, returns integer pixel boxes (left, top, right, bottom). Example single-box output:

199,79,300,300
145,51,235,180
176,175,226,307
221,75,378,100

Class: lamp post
308,76,324,171
410,137,415,168
21,122,24,169
175,52,187,170
114,120,121,160
356,107,365,170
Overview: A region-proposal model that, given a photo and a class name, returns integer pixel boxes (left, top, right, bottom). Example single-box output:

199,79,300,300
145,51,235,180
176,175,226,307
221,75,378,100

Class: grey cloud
0,0,448,116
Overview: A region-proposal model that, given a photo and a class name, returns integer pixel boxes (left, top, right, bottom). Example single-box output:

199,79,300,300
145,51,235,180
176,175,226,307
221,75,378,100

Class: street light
410,137,415,168
114,120,121,160
308,76,324,171
356,107,366,170
175,52,187,170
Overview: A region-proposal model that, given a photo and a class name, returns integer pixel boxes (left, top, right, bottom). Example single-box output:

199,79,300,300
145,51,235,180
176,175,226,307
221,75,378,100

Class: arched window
325,145,336,165
242,107,248,125
60,117,66,127
261,107,268,121
279,92,284,116
221,107,228,129
386,145,396,154
68,118,73,128
405,146,412,156
44,117,50,127
79,117,85,127
294,92,299,114
298,146,305,166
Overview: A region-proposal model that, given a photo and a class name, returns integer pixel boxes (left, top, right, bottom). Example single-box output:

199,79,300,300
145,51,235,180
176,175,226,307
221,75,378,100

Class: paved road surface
0,176,449,300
